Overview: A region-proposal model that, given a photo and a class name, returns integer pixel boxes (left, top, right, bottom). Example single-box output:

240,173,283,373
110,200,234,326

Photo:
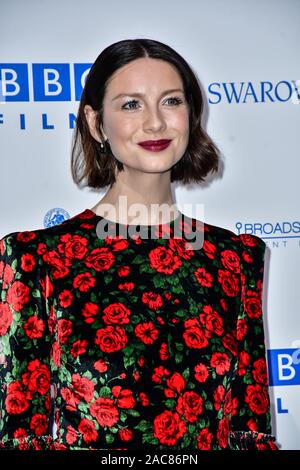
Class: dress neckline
84,208,183,229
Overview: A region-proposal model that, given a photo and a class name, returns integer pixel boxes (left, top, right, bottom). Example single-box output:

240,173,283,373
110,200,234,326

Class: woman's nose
143,107,166,132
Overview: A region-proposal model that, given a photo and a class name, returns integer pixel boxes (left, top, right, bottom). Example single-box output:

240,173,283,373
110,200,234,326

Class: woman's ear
84,104,102,142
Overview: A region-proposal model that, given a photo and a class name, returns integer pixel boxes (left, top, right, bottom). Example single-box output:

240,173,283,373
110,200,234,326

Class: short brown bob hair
71,38,220,189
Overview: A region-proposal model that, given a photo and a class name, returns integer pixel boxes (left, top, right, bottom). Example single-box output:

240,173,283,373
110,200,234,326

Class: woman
0,38,278,450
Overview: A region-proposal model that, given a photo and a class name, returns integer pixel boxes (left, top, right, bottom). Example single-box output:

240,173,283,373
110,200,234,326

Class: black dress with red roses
0,209,279,450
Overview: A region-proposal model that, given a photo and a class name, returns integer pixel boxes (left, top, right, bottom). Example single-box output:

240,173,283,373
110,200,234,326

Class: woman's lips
138,139,172,152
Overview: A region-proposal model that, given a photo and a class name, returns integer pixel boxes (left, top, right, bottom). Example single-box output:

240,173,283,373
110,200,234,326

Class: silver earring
100,141,104,150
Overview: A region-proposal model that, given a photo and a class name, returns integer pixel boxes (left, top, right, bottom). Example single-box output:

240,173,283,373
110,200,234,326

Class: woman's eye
122,99,140,110
121,96,183,110
165,97,183,106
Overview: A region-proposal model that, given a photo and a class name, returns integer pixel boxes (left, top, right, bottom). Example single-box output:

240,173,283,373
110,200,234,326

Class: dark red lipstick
138,139,172,152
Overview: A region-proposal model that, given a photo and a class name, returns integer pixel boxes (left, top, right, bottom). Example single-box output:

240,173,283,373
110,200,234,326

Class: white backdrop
1,0,299,450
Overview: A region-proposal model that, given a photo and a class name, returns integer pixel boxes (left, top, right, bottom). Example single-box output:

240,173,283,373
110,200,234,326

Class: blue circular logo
44,208,70,228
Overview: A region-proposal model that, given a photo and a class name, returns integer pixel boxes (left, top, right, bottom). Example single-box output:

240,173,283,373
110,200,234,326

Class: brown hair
71,38,220,189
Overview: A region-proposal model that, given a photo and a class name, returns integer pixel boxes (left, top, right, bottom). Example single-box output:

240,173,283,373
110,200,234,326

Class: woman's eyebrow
111,88,184,101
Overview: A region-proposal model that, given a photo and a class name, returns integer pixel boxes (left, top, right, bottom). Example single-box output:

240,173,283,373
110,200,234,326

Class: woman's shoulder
201,220,266,251
0,209,88,259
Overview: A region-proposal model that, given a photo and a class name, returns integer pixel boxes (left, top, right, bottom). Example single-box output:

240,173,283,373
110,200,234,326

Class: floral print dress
0,209,279,450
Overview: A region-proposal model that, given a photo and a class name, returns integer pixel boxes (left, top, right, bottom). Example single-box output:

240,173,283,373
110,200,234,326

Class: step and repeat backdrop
1,0,299,449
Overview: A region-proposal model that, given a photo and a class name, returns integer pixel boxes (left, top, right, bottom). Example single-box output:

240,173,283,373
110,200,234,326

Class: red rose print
58,319,72,344
43,250,70,279
73,271,96,292
52,442,67,450
202,240,217,260
247,418,258,432
220,298,228,312
216,416,229,448
176,391,203,422
152,366,170,383
20,253,35,272
44,394,51,412
47,305,57,336
94,358,108,372
149,246,182,274
72,374,95,402
157,315,165,325
112,386,136,409
244,291,262,319
103,302,131,325
14,428,27,439
82,302,99,324
139,392,150,406
118,282,134,292
165,387,176,398
118,428,133,442
70,339,88,357
242,251,254,264
94,326,128,353
118,266,130,276
194,267,213,288
166,372,186,394
199,305,224,337
252,358,268,385
218,269,239,297
153,410,186,446
0,211,277,450
135,321,159,345
40,274,53,299
0,302,13,336
159,342,170,361
51,341,61,368
66,425,78,445
210,352,231,375
36,242,47,255
239,234,259,247
220,250,240,273
5,387,29,414
194,363,209,383
90,397,119,427
222,333,238,356
85,247,115,272
245,384,269,415
57,234,88,261
237,350,250,376
58,289,73,307
183,318,208,349
30,413,48,436
141,292,163,310
6,280,30,312
22,360,50,395
78,418,98,444
3,263,14,289
23,316,45,339
169,238,194,260
236,317,248,341
224,389,238,417
196,428,213,450
61,387,80,411
213,385,225,411
16,232,36,243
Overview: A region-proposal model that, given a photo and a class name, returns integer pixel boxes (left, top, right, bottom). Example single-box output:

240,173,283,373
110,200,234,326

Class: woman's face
86,57,190,176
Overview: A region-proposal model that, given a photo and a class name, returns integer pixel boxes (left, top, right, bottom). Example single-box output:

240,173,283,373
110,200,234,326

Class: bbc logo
268,349,300,386
0,63,92,101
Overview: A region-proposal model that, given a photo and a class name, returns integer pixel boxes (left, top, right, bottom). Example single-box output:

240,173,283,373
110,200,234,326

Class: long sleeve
228,234,279,450
0,232,54,450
